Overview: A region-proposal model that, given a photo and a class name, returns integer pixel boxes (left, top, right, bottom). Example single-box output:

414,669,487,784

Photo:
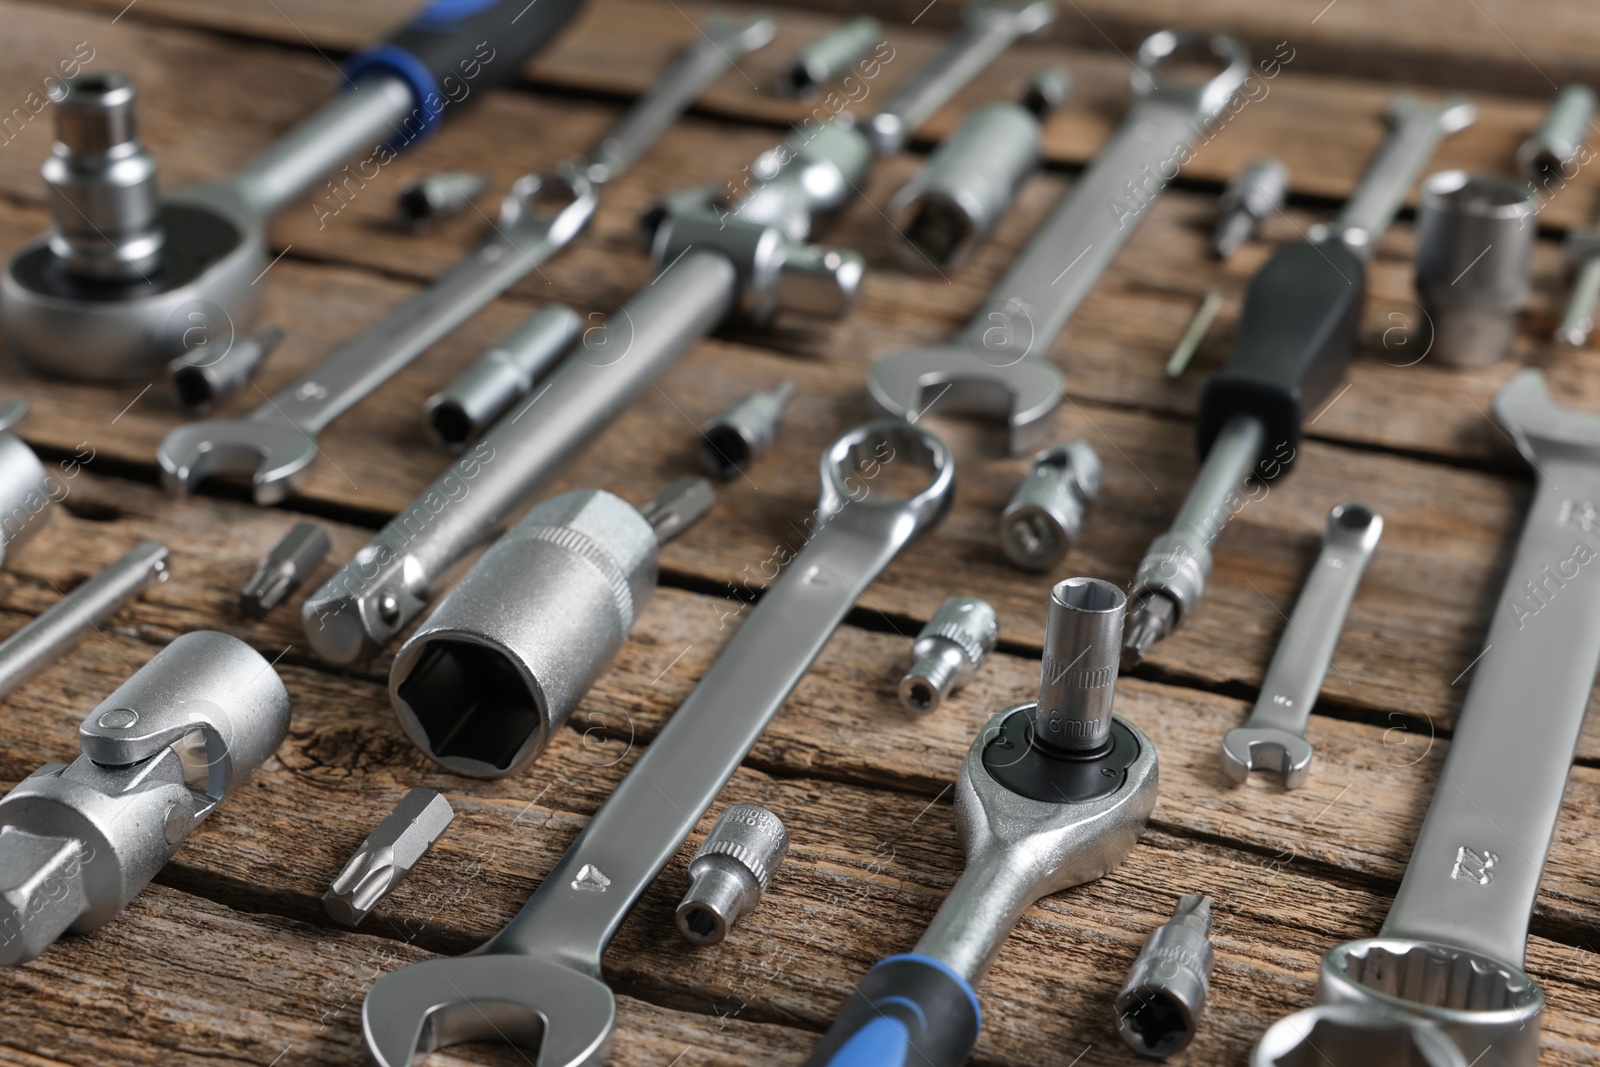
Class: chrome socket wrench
804,578,1156,1067
0,631,290,966
1253,371,1600,1067
700,381,796,478
3,0,585,382
157,13,775,504
305,3,1045,667
361,421,954,1067
0,541,169,701
869,30,1249,455
1221,504,1381,788
389,477,714,778
0,399,53,568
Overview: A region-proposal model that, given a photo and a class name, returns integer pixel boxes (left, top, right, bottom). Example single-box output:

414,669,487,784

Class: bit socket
998,440,1101,570
1518,84,1595,186
1116,894,1216,1057
167,326,284,415
899,595,998,713
1213,159,1287,259
424,304,583,451
699,382,796,478
240,521,331,618
782,16,881,98
1035,577,1124,754
397,171,492,230
324,788,455,927
675,803,789,946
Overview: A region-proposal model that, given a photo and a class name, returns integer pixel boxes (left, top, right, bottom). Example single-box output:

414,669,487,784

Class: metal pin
1115,895,1217,1057
1166,292,1223,377
240,522,331,619
899,596,998,713
675,803,789,945
1558,226,1600,347
324,788,455,926
397,171,492,230
782,16,882,98
167,326,284,415
699,382,797,478
1213,159,1288,258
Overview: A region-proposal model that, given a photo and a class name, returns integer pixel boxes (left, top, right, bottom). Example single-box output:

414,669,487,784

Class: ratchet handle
345,0,585,139
1196,240,1365,472
803,955,982,1067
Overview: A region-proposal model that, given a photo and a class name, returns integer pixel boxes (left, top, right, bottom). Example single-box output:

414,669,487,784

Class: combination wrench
361,421,955,1067
1253,370,1600,1067
1221,503,1382,788
157,14,775,505
2,0,585,382
303,1,1052,667
869,30,1250,454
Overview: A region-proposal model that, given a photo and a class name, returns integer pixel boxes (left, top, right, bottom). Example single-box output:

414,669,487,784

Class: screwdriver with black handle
1122,95,1476,665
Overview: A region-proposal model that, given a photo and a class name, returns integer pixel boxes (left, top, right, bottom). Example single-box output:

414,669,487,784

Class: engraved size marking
572,864,611,892
1042,656,1112,689
1451,846,1497,886
1558,498,1600,532
1272,694,1294,707
294,381,328,402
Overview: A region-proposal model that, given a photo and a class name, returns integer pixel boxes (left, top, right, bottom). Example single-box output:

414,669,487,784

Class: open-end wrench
869,31,1250,454
1253,370,1600,1067
804,578,1157,1067
156,13,775,505
361,421,954,1067
304,2,1049,666
1123,95,1476,665
1221,503,1381,788
3,0,586,382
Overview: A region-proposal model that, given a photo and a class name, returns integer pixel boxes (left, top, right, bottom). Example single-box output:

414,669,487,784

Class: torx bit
324,787,455,927
240,521,331,619
1115,894,1216,1057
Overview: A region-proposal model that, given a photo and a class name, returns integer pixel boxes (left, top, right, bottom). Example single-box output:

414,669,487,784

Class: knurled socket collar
676,803,790,945
899,596,999,713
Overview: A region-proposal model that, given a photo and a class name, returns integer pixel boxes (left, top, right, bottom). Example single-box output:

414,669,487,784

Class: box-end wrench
2,0,586,383
868,31,1249,455
1122,95,1475,666
0,399,53,567
1253,370,1600,1067
803,578,1157,1067
155,13,775,505
303,3,1048,666
361,421,954,1067
1221,503,1381,788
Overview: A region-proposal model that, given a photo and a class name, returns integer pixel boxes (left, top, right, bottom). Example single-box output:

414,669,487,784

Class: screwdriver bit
240,521,330,618
324,787,455,927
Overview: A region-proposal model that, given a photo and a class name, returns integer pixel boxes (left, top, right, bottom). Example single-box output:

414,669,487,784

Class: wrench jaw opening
1219,727,1314,788
363,953,615,1067
157,420,320,506
866,344,1066,456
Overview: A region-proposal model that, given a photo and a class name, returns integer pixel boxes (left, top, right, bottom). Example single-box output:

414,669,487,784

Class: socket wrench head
167,325,284,415
675,803,789,945
1034,577,1124,754
1415,171,1538,368
699,382,797,478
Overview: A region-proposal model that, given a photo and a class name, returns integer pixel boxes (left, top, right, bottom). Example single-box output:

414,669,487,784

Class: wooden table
1,0,1598,1063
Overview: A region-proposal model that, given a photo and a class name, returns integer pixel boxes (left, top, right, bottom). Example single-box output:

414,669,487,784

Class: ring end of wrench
1219,726,1313,788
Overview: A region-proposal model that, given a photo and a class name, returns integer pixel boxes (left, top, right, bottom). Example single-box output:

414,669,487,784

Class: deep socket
1034,577,1124,754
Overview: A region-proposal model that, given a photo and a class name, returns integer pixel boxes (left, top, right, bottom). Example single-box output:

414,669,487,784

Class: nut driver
1252,371,1600,1067
803,578,1157,1067
304,1,1053,667
361,421,954,1067
3,0,586,382
157,12,776,505
1123,94,1475,665
868,30,1250,455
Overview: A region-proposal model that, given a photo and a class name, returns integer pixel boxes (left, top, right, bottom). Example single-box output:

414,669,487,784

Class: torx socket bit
675,803,789,946
167,325,284,415
998,439,1101,570
899,595,998,713
1213,159,1287,259
1035,576,1124,754
240,521,331,619
1115,895,1216,1058
397,171,492,230
324,788,455,927
699,382,797,478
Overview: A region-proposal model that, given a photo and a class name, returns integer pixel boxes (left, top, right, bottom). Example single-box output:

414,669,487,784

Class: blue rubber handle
343,0,584,141
803,955,983,1067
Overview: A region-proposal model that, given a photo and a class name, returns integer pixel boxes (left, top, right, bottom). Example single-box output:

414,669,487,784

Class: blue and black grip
345,0,585,140
1196,239,1366,475
803,955,982,1067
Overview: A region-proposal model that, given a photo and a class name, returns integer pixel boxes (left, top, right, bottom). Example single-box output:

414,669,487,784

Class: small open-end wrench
361,421,954,1067
1221,503,1381,788
804,578,1157,1067
155,13,774,505
304,3,1047,666
1253,370,1600,1067
1123,95,1475,665
3,0,586,382
868,30,1249,455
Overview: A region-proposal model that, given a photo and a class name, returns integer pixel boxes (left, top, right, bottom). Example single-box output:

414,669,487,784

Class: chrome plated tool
423,304,583,451
1116,895,1216,1058
1517,84,1594,186
1124,95,1474,665
166,325,284,415
398,171,492,230
0,631,290,966
325,788,455,927
1252,371,1600,1067
782,17,882,98
700,381,797,478
1221,504,1381,788
362,421,954,1067
868,30,1250,454
675,803,789,946
156,12,775,504
899,595,998,713
239,521,331,618
0,399,53,567
4,0,586,382
998,439,1100,570
1214,159,1287,259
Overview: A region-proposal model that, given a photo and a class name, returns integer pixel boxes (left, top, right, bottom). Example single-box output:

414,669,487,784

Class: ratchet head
363,952,614,1067
157,418,319,505
867,340,1066,455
